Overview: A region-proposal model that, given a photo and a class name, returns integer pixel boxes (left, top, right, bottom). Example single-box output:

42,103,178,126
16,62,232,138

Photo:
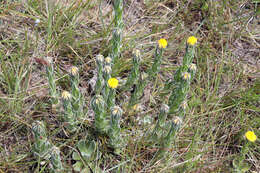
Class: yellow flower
187,36,197,46
61,91,71,100
108,78,119,89
70,66,78,76
245,131,257,142
158,39,167,49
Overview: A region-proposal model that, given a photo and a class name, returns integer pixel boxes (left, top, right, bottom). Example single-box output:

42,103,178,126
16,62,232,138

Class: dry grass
0,0,259,172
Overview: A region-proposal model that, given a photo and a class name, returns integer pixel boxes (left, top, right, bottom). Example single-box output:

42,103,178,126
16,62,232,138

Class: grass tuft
0,0,259,172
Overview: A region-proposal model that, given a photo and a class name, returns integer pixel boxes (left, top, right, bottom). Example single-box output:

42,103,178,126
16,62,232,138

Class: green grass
0,0,259,172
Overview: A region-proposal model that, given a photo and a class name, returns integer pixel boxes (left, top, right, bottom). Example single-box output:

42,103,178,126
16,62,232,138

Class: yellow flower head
108,78,119,89
187,36,197,46
158,39,168,49
70,66,78,76
245,131,257,142
61,91,71,100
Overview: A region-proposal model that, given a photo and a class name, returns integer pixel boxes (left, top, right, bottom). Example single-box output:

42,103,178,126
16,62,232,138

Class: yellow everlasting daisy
158,39,168,49
245,131,257,142
108,78,119,89
187,36,197,46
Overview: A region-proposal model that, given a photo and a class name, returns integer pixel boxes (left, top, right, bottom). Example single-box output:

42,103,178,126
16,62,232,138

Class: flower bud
94,95,104,106
70,66,78,76
141,72,148,80
161,104,169,113
173,116,182,126
182,72,191,80
96,54,104,64
111,106,123,116
189,63,197,72
104,65,112,74
61,91,71,100
133,49,141,58
105,57,112,64
181,101,188,110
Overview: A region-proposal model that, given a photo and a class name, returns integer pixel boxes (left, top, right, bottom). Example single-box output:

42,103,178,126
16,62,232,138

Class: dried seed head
182,72,191,80
70,66,78,76
105,57,112,64
61,91,71,100
189,63,197,72
104,65,112,74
